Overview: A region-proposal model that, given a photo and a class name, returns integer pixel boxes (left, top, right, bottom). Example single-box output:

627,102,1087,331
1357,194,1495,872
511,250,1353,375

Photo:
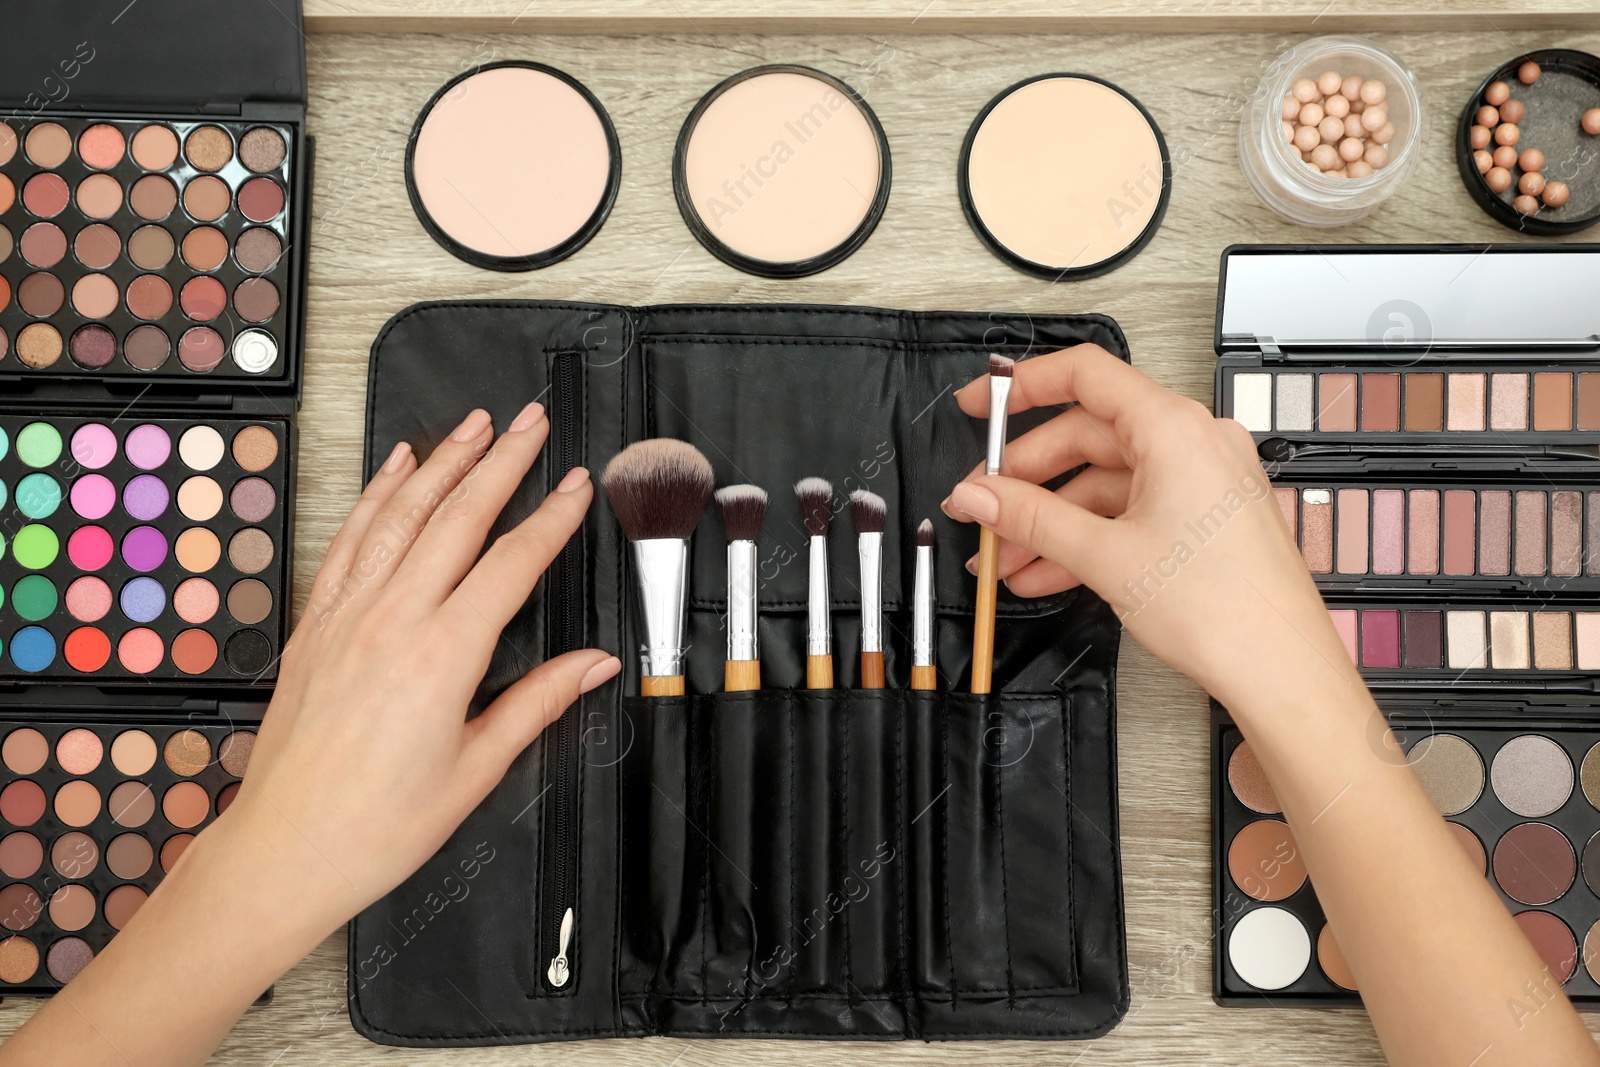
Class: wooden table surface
6,8,1600,1064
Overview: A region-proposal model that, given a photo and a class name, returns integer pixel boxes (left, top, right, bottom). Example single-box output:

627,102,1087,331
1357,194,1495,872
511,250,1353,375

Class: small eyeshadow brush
971,354,1014,695
851,489,887,689
601,439,715,697
715,484,768,692
912,519,937,692
796,477,835,689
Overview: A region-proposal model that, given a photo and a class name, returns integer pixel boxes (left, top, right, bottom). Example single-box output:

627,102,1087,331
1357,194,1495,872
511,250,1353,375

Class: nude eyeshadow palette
1212,245,1600,1006
0,718,254,991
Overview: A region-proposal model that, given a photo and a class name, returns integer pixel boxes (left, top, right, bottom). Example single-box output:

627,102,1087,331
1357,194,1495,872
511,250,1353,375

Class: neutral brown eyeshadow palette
0,718,253,991
0,114,303,379
1213,244,1600,1005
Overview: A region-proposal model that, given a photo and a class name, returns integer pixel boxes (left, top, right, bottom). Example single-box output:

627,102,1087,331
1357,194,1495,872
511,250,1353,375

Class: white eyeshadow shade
1446,610,1487,669
410,64,616,267
1275,374,1313,432
178,426,224,471
1233,374,1271,431
1228,907,1311,990
680,68,885,272
963,75,1166,276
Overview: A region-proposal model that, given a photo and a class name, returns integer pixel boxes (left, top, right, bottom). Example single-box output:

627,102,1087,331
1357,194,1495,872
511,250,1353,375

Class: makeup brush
851,489,887,690
601,439,715,697
795,477,835,689
971,354,1014,696
715,484,768,692
911,519,937,692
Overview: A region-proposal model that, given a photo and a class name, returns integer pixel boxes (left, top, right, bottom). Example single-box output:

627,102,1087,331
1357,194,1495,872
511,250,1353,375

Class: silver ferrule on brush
913,543,935,668
986,372,1013,475
806,535,831,657
631,538,689,678
858,532,884,654
726,539,759,662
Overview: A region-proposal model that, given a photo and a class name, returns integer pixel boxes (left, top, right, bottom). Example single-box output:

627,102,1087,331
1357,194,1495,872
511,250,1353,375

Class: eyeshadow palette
0,718,252,991
0,115,299,379
0,415,289,684
1216,718,1600,1002
1272,482,1600,586
1214,245,1600,1007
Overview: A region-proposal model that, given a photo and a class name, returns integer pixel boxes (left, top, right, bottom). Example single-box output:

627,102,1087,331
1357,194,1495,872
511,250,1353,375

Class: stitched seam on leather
996,707,1016,1006
786,690,798,1006
840,693,854,1002
942,703,956,1009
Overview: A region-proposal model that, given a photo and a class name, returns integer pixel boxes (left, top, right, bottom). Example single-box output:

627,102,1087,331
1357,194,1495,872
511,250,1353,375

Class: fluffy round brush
715,484,768,692
795,477,835,689
601,439,714,696
912,518,937,692
850,488,887,689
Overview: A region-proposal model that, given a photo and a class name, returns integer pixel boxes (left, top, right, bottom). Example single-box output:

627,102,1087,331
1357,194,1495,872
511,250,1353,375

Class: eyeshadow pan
127,275,173,320
175,528,222,573
16,324,62,369
181,227,228,272
1276,374,1313,432
235,228,282,274
182,176,230,222
110,730,157,776
1,729,47,775
1534,372,1574,431
130,125,179,170
1371,490,1404,575
1405,374,1444,431
1273,487,1296,539
178,426,225,471
1335,489,1368,574
127,225,175,270
0,782,45,826
1534,612,1574,670
51,833,97,880
109,782,155,828
184,126,233,172
1329,608,1357,663
1360,610,1400,668
71,276,118,320
21,223,66,268
106,834,152,880
1442,490,1476,575
69,325,116,369
161,834,194,872
22,173,68,217
1552,492,1582,577
233,279,279,323
0,834,41,880
77,124,125,170
73,224,120,270
1317,374,1357,431
174,577,220,624
1301,490,1332,573
1579,374,1600,431
56,729,102,775
232,426,280,472
46,937,93,983
1490,373,1529,430
54,780,100,826
227,580,272,625
129,175,176,221
1489,611,1530,669
1578,614,1600,670
237,178,284,223
1480,491,1511,576
219,731,255,777
0,123,14,165
1447,373,1486,431
1448,822,1486,875
1407,734,1484,816
1515,911,1577,984
104,885,146,931
239,127,286,173
162,781,209,828
1514,491,1548,577
1229,819,1306,901
173,629,219,675
0,884,42,931
178,327,225,372
124,326,170,372
1494,822,1575,906
1407,490,1439,574
228,528,274,574
1228,906,1310,991
1446,610,1487,669
75,173,122,219
1491,735,1573,817
24,123,71,168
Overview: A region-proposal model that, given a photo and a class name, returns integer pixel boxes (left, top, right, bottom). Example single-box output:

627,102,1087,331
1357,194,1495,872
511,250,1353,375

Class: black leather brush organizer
350,301,1129,1045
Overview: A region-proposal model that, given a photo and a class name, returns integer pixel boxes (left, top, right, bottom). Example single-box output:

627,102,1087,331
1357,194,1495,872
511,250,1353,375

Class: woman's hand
228,403,621,931
945,345,1352,706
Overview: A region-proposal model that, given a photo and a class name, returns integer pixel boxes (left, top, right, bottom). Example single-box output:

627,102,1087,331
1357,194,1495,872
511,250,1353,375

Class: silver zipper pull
546,907,574,987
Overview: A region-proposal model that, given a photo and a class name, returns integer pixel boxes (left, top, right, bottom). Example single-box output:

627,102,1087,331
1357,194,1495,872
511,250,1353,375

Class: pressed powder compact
1212,244,1600,1003
673,65,891,278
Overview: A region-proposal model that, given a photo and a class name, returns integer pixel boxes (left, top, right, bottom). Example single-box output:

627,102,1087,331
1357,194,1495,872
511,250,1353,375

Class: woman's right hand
945,344,1355,707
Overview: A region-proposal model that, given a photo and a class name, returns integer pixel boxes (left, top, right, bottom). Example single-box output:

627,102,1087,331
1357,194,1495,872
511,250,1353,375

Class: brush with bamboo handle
971,354,1014,695
716,484,768,692
601,439,714,697
911,519,937,691
796,478,835,689
851,489,887,689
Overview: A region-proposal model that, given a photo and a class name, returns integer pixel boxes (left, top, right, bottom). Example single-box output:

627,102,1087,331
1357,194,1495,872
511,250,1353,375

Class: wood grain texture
5,21,1600,1064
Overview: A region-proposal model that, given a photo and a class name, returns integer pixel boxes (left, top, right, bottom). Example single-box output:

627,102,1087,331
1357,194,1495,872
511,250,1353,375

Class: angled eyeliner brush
911,519,937,692
971,354,1014,695
601,439,715,697
851,489,887,689
796,477,835,689
715,484,768,692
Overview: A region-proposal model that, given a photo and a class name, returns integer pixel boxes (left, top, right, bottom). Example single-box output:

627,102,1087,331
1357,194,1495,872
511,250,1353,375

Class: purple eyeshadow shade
122,474,169,521
120,526,168,572
119,576,166,623
1361,609,1401,668
124,424,171,471
70,474,116,520
229,477,276,523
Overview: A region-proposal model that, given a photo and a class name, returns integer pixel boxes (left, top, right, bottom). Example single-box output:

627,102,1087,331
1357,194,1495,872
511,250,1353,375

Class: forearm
0,807,342,1067
1230,651,1599,1067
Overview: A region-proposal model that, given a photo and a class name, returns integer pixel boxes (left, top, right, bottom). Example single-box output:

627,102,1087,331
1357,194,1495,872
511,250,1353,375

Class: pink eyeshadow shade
1372,490,1404,575
117,628,164,674
1490,373,1529,431
66,526,114,571
1408,489,1440,575
65,577,112,623
1273,487,1297,540
70,424,117,470
124,424,171,470
1361,610,1401,668
1446,374,1486,431
70,474,116,520
1336,489,1368,574
1480,491,1511,576
1330,609,1358,663
1317,374,1358,431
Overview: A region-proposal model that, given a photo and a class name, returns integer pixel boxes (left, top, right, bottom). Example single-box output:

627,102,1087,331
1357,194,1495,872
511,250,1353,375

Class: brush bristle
601,439,715,542
795,477,833,537
917,519,934,547
989,353,1015,378
715,484,769,543
850,490,886,535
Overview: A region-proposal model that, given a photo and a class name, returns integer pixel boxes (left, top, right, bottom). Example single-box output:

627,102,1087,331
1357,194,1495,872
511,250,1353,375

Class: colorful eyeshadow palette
1215,719,1600,1003
0,415,289,684
1271,482,1600,587
0,114,303,380
0,719,252,992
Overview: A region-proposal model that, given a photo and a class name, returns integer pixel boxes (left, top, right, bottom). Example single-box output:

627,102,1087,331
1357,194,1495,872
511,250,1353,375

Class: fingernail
941,495,971,521
451,408,492,442
965,555,977,574
556,467,590,493
580,655,621,694
382,441,412,474
510,402,545,433
951,481,999,525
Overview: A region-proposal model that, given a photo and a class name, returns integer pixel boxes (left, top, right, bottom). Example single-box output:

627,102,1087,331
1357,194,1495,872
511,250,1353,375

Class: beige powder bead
1293,78,1319,103
1363,142,1389,168
1281,95,1300,121
1361,106,1387,133
1293,124,1321,152
1338,136,1365,162
1373,122,1396,145
1298,101,1324,127
1347,159,1374,178
1360,79,1387,105
1318,115,1345,143
1324,93,1350,118
1317,69,1343,97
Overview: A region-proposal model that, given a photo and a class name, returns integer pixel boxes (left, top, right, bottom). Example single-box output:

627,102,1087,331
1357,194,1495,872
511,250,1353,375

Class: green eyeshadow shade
15,423,61,468
12,526,58,570
14,474,59,520
11,577,55,622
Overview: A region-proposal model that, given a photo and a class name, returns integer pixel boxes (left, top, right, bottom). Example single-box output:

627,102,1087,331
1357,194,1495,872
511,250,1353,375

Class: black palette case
351,302,1128,1044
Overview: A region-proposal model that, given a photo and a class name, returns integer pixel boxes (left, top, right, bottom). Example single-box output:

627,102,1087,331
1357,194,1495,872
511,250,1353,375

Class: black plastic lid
0,0,306,114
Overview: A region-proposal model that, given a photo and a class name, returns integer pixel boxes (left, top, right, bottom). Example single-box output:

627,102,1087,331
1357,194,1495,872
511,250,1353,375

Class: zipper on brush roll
541,353,585,990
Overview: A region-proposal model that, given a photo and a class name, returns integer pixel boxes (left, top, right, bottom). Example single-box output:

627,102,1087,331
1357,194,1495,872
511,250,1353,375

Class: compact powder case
406,61,621,271
1212,244,1600,1005
959,74,1171,280
673,65,892,278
